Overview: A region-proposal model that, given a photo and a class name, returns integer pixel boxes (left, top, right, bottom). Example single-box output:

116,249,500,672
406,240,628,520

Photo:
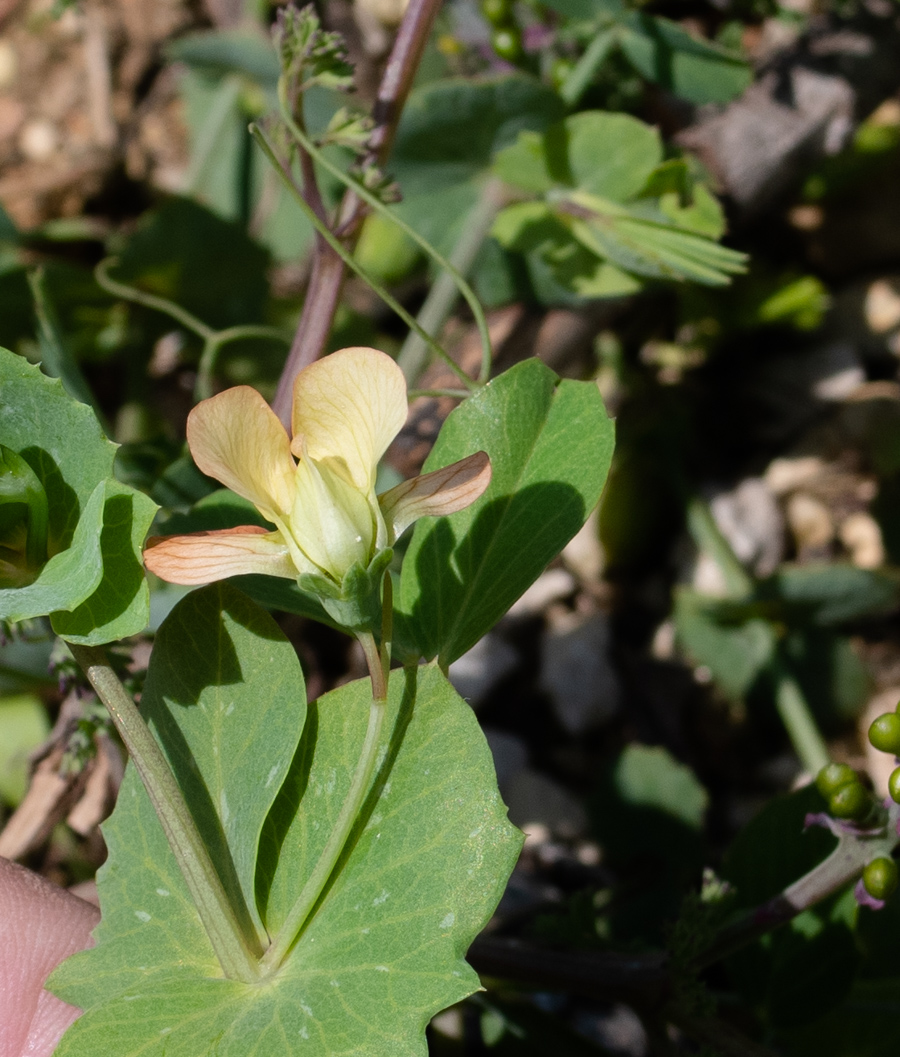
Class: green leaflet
492,111,747,295
50,587,521,1056
0,346,157,640
398,358,614,665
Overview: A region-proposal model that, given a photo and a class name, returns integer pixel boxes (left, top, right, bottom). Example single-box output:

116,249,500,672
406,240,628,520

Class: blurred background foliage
4,0,900,1052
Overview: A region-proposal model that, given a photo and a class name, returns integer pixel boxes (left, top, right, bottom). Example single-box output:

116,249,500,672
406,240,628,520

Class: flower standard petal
290,348,408,492
187,387,297,523
143,526,299,585
378,451,492,542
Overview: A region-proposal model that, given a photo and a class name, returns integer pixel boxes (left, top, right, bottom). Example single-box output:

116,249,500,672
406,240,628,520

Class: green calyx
297,548,393,634
0,444,49,587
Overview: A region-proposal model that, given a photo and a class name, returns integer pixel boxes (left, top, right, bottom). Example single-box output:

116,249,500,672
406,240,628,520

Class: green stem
695,802,900,970
685,497,753,598
685,497,831,772
195,324,290,403
255,129,475,390
274,87,494,385
559,27,618,108
396,179,503,387
95,258,215,343
252,123,476,392
772,653,831,776
260,658,387,973
408,387,474,399
69,644,262,982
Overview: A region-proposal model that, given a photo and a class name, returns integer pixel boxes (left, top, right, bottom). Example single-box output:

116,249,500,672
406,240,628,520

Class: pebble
448,633,518,707
785,492,834,549
839,511,885,569
765,455,825,496
865,278,900,334
507,568,575,618
709,476,785,577
504,767,589,838
539,613,621,734
18,118,58,161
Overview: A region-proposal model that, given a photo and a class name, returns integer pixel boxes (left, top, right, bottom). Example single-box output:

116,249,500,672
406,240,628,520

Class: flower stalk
68,643,263,983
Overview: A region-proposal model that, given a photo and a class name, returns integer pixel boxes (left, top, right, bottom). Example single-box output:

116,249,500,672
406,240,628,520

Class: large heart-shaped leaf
398,358,614,665
51,588,520,1055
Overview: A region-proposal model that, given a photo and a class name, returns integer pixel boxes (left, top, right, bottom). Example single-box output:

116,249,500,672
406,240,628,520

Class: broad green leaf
493,114,661,201
390,77,564,253
761,563,900,626
0,347,157,638
115,198,270,329
492,204,640,299
167,29,281,85
674,588,776,700
565,112,662,199
51,480,158,644
619,13,751,105
613,744,708,831
51,661,520,1056
398,359,614,665
570,212,747,286
147,583,307,943
0,479,105,622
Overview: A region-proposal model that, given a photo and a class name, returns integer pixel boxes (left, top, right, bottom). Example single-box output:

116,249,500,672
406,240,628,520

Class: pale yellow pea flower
143,347,491,587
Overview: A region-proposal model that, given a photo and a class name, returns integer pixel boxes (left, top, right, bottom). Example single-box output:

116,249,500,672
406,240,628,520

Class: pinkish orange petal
143,526,296,585
378,451,492,542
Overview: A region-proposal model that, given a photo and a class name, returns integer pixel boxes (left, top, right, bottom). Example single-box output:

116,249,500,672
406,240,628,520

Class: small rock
574,1005,648,1057
448,633,518,706
507,568,575,618
709,477,785,577
540,613,621,734
785,492,834,550
18,118,58,161
0,40,17,90
483,728,528,795
839,512,885,569
504,768,588,838
562,507,604,583
810,341,865,401
865,278,900,334
765,455,826,496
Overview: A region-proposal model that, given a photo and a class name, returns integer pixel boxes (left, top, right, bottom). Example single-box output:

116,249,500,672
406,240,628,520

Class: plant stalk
396,179,503,387
272,0,446,420
260,649,388,973
69,643,262,983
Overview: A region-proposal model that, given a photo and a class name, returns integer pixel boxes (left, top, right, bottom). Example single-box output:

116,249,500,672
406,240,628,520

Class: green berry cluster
815,762,872,820
867,705,900,804
481,0,523,63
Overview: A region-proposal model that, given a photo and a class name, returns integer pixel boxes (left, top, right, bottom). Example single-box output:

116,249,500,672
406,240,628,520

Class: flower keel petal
291,348,407,492
143,526,296,585
378,451,492,543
